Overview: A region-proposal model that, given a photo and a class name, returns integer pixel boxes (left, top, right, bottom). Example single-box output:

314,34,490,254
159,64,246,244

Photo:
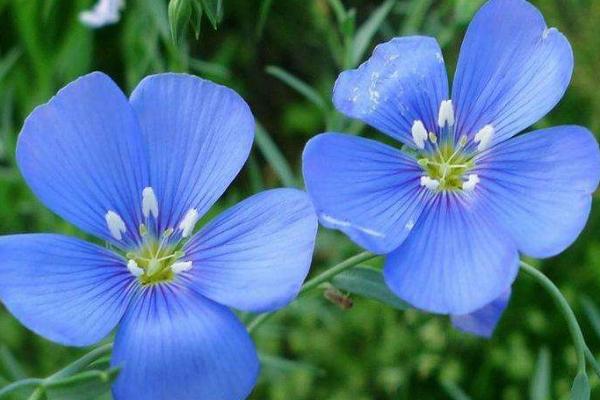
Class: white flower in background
79,0,125,28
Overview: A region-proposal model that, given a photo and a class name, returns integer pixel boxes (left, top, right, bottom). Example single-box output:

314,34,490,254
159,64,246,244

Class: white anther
420,176,440,191
438,100,454,128
171,261,193,274
179,209,200,238
474,124,494,151
105,210,126,240
142,187,159,219
127,259,144,277
462,174,480,192
411,120,428,149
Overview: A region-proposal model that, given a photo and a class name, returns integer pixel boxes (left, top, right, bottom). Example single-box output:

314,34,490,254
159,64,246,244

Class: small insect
324,287,353,310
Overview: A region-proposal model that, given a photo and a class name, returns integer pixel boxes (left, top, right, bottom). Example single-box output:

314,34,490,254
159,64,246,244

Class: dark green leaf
45,368,120,400
254,123,297,188
256,0,274,38
441,380,472,400
0,345,27,381
200,0,223,29
331,266,409,310
581,296,600,340
571,372,590,400
265,66,327,111
352,0,395,66
530,347,551,400
168,0,192,45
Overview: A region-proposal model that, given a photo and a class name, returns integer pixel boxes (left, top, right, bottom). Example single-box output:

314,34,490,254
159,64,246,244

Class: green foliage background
0,0,599,399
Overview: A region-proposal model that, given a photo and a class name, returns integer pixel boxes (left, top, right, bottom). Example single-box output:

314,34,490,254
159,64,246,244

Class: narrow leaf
256,0,274,38
0,345,27,381
352,0,395,66
254,123,297,188
331,266,409,310
45,368,120,400
530,347,551,400
581,295,600,340
265,66,327,111
168,0,192,45
571,372,590,400
200,0,223,29
0,48,22,84
259,354,325,377
441,380,472,400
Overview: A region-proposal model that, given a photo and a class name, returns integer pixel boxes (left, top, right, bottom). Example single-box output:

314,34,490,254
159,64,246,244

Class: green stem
49,343,113,380
520,261,587,374
248,251,377,333
0,378,44,399
26,387,43,400
585,346,600,379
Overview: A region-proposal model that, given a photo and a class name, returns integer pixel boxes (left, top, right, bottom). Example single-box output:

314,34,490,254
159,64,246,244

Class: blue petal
451,289,511,338
129,73,255,233
17,72,150,248
383,194,519,315
452,0,573,146
183,189,317,313
111,286,259,400
333,36,448,146
303,133,429,254
475,126,600,258
0,234,134,346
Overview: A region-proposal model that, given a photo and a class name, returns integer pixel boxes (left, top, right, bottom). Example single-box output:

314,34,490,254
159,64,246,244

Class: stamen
462,174,480,192
428,132,438,144
142,187,159,219
474,125,494,151
420,176,440,191
411,120,428,149
171,261,193,274
179,208,200,238
127,259,144,277
437,100,454,128
147,258,161,276
105,210,126,240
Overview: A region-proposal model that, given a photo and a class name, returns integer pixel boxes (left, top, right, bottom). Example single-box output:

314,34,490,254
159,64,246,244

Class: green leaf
190,0,203,39
200,0,223,29
45,368,120,400
254,123,297,188
259,354,325,377
265,66,327,111
0,47,22,84
581,296,600,340
352,0,396,66
0,345,27,381
331,266,409,310
441,380,472,400
256,0,274,38
530,347,551,400
168,0,192,45
571,372,590,400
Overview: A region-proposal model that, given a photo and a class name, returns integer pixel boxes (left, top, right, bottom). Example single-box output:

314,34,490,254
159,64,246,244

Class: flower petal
451,289,511,338
183,189,317,313
384,194,519,315
111,286,259,400
452,0,573,145
16,72,149,248
0,234,134,346
475,126,600,258
333,36,448,146
129,74,254,234
303,133,429,254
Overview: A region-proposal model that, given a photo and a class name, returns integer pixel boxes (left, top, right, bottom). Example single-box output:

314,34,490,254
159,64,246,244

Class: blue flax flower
0,72,317,399
303,0,600,336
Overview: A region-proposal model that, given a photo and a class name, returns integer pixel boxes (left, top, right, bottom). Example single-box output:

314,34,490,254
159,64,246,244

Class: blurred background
0,0,599,399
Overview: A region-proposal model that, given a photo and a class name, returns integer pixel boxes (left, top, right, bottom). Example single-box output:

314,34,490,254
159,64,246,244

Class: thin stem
49,343,113,380
520,261,587,374
585,346,600,379
0,378,43,399
248,251,377,333
26,387,43,400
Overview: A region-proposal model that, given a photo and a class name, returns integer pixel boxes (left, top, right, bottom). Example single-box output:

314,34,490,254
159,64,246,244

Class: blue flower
302,0,600,332
0,72,317,399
